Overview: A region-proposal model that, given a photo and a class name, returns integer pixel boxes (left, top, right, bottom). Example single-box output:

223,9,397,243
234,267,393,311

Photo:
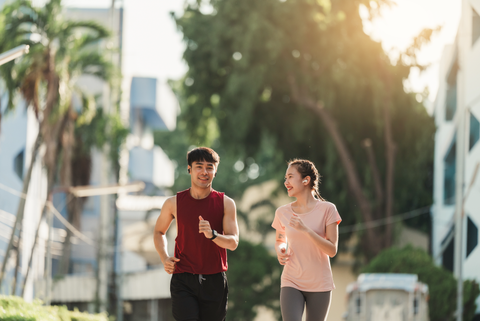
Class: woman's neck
293,192,317,208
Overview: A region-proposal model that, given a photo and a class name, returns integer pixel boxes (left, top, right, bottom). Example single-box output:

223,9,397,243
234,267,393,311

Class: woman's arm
289,214,339,257
275,230,290,265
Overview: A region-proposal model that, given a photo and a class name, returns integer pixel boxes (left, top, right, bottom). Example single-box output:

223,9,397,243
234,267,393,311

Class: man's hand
163,256,180,274
199,215,214,239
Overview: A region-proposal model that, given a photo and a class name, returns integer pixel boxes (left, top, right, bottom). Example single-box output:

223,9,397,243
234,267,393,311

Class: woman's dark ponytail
314,189,325,201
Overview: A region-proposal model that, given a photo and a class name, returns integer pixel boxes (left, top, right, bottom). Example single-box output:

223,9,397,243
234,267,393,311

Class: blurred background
0,0,479,320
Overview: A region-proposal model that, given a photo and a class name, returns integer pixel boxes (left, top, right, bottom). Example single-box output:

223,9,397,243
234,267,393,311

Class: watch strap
210,230,218,240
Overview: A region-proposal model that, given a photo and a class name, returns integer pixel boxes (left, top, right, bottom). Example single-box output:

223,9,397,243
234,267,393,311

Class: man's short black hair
187,147,220,167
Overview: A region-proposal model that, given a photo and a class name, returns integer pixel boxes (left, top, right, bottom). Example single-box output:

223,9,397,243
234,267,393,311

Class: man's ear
187,167,191,174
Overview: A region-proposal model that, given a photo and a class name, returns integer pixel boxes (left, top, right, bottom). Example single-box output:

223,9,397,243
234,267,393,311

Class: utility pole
45,204,53,305
454,3,467,319
109,1,125,320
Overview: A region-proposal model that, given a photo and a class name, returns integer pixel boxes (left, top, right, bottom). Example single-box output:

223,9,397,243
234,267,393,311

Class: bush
363,245,480,321
226,240,282,321
0,295,108,321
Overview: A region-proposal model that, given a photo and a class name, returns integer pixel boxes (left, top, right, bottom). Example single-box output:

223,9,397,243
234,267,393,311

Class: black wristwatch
210,230,218,240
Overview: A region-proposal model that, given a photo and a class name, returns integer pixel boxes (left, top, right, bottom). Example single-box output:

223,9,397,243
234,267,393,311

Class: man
154,147,239,321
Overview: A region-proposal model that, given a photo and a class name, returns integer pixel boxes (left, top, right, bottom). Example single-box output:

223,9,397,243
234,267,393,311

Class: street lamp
0,45,30,66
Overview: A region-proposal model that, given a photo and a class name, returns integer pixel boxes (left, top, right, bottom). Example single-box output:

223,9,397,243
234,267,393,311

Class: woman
272,159,341,321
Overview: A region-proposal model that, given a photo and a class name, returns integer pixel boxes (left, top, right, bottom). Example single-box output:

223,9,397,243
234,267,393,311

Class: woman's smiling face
284,165,305,197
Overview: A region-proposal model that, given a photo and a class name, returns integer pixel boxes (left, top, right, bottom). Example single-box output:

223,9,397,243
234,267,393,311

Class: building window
442,236,454,272
14,149,25,180
445,84,457,121
473,8,480,46
470,113,480,151
444,141,456,205
466,216,478,258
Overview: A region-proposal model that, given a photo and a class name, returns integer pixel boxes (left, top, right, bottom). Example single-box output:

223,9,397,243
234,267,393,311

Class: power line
0,182,94,245
338,206,431,234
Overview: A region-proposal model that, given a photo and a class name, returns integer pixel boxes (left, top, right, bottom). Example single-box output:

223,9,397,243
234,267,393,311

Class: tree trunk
1,45,60,291
58,110,76,276
380,64,397,248
362,138,384,218
288,76,382,260
11,229,21,295
21,208,45,297
383,104,396,247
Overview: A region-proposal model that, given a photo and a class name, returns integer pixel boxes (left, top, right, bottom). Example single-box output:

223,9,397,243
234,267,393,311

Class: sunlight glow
361,0,461,108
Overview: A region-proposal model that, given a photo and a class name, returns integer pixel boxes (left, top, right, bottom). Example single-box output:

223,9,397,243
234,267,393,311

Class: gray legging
280,287,331,321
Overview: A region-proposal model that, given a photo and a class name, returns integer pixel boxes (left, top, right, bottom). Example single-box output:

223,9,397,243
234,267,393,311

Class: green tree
363,245,480,321
0,0,119,290
174,0,436,261
226,240,281,320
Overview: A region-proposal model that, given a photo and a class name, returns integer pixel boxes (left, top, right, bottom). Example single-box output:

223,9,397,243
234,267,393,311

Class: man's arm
154,196,179,274
199,196,239,251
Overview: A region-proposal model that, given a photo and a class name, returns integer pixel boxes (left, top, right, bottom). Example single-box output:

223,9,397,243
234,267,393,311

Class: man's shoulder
224,194,235,201
164,195,177,207
222,194,236,209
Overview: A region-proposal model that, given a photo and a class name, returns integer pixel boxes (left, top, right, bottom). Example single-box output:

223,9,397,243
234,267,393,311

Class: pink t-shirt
271,200,341,292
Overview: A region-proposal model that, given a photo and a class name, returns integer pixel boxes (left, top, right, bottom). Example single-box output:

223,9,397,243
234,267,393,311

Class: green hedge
0,295,108,321
362,245,480,321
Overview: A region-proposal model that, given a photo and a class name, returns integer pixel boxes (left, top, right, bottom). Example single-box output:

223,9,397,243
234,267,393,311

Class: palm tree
0,0,115,290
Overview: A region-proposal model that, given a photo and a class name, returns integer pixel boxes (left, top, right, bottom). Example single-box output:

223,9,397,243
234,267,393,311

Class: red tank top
174,189,228,274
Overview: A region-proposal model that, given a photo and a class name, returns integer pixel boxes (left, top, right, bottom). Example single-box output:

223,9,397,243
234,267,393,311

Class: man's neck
190,186,213,200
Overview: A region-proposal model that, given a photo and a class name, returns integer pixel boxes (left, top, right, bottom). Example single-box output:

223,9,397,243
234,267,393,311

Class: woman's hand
289,214,309,232
277,243,290,265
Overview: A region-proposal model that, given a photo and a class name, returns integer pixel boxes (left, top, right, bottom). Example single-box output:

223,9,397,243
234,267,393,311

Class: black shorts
170,272,228,321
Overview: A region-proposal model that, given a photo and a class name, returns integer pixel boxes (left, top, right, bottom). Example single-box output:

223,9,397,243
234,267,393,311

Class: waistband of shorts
174,271,225,276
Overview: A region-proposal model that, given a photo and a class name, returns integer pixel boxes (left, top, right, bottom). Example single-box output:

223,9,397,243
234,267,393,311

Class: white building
432,0,480,318
0,94,47,300
0,3,178,321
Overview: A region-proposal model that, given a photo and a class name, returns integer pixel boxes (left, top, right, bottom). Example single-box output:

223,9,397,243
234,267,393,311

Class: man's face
188,161,217,188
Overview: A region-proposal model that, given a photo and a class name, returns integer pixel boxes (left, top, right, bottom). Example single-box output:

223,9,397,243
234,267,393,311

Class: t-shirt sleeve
326,203,342,226
271,209,285,232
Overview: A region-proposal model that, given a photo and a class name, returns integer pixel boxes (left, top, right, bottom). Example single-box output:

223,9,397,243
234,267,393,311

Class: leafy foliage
363,245,480,321
0,295,108,321
159,0,438,317
0,0,125,295
75,108,129,179
0,0,114,117
173,0,435,258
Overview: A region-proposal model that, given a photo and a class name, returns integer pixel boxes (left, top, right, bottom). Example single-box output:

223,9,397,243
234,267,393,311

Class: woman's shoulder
275,203,293,214
318,200,338,211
